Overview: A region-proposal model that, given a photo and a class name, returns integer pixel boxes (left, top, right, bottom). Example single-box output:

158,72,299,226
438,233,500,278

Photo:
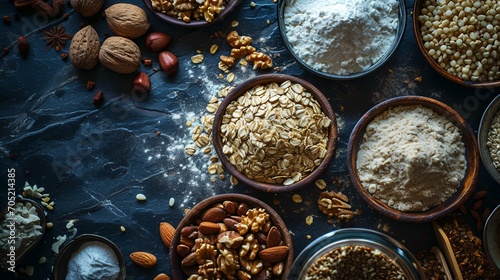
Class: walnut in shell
70,0,104,17
105,3,150,39
99,36,141,74
69,25,100,70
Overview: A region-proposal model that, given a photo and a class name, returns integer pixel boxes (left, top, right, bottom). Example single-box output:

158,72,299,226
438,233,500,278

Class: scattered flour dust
284,0,399,75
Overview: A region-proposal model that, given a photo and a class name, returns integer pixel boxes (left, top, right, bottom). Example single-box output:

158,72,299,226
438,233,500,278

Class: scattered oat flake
306,215,313,225
231,20,239,27
191,54,204,64
210,44,218,54
315,179,326,190
227,72,235,83
292,194,302,203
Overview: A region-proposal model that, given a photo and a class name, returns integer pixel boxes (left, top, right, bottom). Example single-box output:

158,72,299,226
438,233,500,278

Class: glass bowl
277,0,406,80
290,228,426,279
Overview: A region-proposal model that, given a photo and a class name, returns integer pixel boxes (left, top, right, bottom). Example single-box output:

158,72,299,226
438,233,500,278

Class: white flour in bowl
356,105,466,212
283,0,399,75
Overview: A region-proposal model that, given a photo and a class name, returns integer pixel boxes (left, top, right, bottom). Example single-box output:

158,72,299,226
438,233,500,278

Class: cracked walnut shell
99,36,141,74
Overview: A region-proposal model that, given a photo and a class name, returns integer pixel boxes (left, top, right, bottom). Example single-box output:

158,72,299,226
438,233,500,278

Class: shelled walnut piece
318,190,356,221
150,0,227,23
176,201,289,279
219,31,273,70
438,214,498,280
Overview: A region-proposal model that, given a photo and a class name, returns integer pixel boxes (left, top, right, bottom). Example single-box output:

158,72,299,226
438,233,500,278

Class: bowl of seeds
478,94,500,184
414,0,500,87
169,193,293,279
289,228,426,279
347,96,480,222
212,74,338,193
143,0,242,28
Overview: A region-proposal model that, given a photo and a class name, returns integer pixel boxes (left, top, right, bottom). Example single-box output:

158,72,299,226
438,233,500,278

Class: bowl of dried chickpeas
212,74,338,193
413,0,500,87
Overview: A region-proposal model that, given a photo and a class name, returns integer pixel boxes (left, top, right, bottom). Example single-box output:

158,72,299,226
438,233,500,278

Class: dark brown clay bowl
347,96,480,223
169,193,293,280
143,0,242,28
53,234,126,280
212,74,338,193
413,0,500,88
0,198,46,270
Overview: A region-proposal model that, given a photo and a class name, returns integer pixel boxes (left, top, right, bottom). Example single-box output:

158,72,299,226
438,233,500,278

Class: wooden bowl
143,0,242,28
212,74,338,193
169,193,294,280
413,0,500,88
0,198,46,270
483,204,500,273
347,96,480,223
53,234,126,280
478,94,500,184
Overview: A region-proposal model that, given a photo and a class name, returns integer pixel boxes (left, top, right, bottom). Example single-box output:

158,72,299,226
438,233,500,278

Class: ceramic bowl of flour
347,96,480,223
53,234,126,280
277,0,406,80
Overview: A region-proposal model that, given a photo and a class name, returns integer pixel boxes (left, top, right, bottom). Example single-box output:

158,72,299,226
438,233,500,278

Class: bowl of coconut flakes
277,0,406,79
347,96,480,223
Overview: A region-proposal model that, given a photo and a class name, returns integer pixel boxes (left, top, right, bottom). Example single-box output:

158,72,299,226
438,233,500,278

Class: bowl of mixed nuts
347,96,480,222
289,228,426,279
478,94,500,184
143,0,243,28
413,0,500,87
169,193,293,279
212,74,338,193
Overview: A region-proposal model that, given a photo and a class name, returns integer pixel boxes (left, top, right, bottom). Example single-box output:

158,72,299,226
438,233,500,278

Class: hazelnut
17,36,29,58
131,72,151,101
158,51,178,75
146,32,171,52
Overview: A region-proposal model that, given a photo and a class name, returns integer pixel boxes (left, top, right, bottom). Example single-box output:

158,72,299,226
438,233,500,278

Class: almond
201,207,227,222
222,217,239,231
258,246,289,263
266,226,281,248
198,221,221,235
153,273,171,280
176,244,191,257
159,222,175,248
130,251,157,268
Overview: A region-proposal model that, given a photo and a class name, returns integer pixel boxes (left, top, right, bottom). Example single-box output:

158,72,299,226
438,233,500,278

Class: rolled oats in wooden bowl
347,96,480,223
169,193,293,280
212,74,338,193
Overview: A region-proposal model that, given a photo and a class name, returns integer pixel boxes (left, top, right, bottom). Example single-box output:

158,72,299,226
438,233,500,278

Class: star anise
42,25,72,52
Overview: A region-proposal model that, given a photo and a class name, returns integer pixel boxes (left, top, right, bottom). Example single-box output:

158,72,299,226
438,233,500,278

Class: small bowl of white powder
278,0,406,79
347,96,480,223
54,234,126,280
